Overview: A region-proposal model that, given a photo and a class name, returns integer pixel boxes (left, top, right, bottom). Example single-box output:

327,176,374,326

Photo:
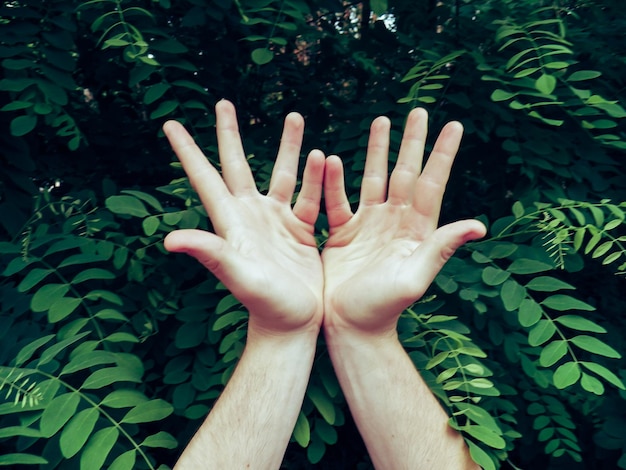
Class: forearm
175,325,319,470
324,325,478,470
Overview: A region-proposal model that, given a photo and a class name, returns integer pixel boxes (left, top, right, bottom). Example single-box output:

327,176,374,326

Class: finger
164,229,244,292
268,112,305,203
215,100,257,196
360,116,390,206
324,155,353,228
408,219,487,293
162,120,230,220
388,108,428,205
413,121,463,223
293,149,325,226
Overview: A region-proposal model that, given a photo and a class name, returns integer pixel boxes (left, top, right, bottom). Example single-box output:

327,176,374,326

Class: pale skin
163,100,485,469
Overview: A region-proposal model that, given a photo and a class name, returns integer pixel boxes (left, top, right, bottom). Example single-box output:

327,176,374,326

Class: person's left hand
321,108,486,336
163,100,325,336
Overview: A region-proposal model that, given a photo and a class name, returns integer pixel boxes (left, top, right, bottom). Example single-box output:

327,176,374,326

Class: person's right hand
321,108,486,336
163,100,325,336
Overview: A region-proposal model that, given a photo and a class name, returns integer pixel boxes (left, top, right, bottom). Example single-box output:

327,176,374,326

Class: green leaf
554,315,606,333
101,389,149,408
72,268,115,284
60,408,99,458
48,297,82,323
10,115,37,137
567,70,601,82
144,83,170,104
553,361,581,389
142,216,160,236
462,425,506,449
17,268,55,293
528,320,556,347
0,454,48,465
212,311,248,332
308,386,335,425
482,267,510,286
508,259,553,274
216,294,240,314
535,74,557,94
580,362,625,390
525,276,575,292
3,257,37,276
95,308,128,321
82,367,142,389
150,99,179,119
539,340,568,367
293,412,310,446
307,438,325,464
31,283,70,312
104,332,139,343
121,399,174,424
38,331,90,366
467,441,496,470
580,372,604,395
604,218,622,231
140,431,178,449
61,351,118,375
175,321,207,348
602,252,622,265
251,48,273,65
172,79,209,95
105,195,149,217
314,418,338,445
518,299,542,327
491,89,516,102
542,295,595,312
570,335,621,358
80,427,119,470
500,280,525,311
121,190,164,211
109,450,136,470
40,392,80,437
15,334,55,366
592,241,613,259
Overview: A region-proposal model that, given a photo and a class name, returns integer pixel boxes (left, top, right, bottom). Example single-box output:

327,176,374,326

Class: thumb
418,219,487,274
164,229,237,282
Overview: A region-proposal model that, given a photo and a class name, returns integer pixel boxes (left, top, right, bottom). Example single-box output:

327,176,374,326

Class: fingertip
306,149,326,174
409,107,428,120
324,155,344,178
163,120,183,136
215,99,235,112
444,120,464,136
308,148,325,161
163,231,182,253
467,219,488,241
285,111,305,130
371,115,391,131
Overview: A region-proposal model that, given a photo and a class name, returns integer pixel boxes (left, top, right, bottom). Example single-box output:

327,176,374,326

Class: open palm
163,101,325,334
322,108,486,335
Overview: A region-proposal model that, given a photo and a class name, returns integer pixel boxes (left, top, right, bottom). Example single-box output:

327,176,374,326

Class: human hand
322,108,486,336
163,100,325,335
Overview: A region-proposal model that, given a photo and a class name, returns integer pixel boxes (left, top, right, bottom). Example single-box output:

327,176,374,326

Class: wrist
323,313,399,348
323,304,399,343
247,315,321,348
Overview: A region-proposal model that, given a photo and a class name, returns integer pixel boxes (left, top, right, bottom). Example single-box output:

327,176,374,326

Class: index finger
163,120,230,220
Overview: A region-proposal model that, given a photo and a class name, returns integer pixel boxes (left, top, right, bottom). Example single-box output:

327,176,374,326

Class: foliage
0,0,625,468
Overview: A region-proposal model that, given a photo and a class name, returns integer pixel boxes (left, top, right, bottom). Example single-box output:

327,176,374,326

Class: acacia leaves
1,0,625,468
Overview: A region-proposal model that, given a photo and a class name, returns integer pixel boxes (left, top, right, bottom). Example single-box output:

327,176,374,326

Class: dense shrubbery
0,0,625,468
